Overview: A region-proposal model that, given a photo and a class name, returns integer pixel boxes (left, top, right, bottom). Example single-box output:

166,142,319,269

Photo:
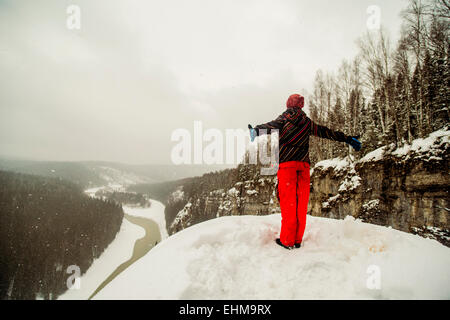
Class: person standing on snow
248,94,362,250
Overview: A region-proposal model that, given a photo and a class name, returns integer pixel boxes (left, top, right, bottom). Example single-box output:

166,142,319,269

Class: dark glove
248,124,257,142
346,136,362,151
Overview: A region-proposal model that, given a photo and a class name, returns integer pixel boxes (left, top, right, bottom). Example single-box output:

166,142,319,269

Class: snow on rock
169,187,185,202
338,175,362,192
171,202,193,229
315,157,351,172
361,129,449,163
227,187,240,197
362,199,380,211
412,226,450,243
322,194,341,209
94,214,450,300
218,200,232,214
392,129,450,160
359,147,387,163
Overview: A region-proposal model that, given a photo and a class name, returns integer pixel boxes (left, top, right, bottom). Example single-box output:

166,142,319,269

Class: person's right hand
248,124,257,142
346,136,362,151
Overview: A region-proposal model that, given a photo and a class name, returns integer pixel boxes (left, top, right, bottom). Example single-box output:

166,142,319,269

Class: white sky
0,0,407,164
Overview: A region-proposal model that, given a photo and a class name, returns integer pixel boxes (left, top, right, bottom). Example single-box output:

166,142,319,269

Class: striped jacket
254,107,348,164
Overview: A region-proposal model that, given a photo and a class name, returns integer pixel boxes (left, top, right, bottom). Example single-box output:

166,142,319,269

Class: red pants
277,161,310,247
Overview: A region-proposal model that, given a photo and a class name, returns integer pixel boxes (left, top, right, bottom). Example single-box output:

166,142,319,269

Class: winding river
88,213,161,300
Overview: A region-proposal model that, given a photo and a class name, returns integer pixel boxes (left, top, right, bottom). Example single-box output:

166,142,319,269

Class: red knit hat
286,94,304,109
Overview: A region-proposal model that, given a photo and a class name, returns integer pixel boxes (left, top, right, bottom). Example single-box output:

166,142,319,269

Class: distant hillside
0,170,124,299
0,158,233,188
128,180,187,205
83,162,235,184
0,159,106,188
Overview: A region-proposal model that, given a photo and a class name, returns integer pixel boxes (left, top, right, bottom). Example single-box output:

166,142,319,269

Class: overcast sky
0,0,407,165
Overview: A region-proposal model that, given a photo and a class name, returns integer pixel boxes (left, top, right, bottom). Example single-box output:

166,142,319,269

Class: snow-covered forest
308,0,449,164
0,171,124,299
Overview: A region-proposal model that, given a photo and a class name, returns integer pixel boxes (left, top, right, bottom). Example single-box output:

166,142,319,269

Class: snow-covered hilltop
94,214,450,300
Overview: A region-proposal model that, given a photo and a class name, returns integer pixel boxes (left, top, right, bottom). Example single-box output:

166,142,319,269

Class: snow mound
95,215,450,300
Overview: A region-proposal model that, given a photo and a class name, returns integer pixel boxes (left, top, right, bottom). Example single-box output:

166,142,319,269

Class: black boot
294,243,302,249
275,238,294,250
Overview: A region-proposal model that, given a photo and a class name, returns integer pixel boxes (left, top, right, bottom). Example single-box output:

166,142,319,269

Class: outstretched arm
253,113,287,136
310,120,362,151
310,121,348,142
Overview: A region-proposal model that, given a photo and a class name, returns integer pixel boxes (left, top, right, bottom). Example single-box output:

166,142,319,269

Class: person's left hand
248,124,257,142
346,136,362,151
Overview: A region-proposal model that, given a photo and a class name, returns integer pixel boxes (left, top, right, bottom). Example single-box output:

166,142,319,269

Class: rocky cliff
166,129,450,246
310,150,449,246
166,165,280,234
